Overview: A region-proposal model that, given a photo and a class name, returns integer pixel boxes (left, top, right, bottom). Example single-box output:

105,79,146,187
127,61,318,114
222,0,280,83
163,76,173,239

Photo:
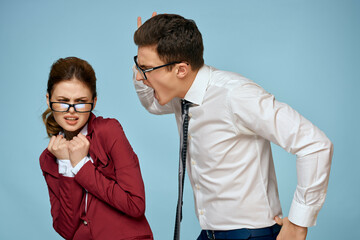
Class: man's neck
179,68,200,99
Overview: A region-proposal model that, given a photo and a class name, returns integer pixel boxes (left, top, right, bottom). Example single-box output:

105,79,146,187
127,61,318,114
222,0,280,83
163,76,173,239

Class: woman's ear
46,93,50,108
93,97,98,109
176,63,189,79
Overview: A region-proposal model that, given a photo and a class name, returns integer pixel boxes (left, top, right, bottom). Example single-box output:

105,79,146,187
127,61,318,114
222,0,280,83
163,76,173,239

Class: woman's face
47,78,96,136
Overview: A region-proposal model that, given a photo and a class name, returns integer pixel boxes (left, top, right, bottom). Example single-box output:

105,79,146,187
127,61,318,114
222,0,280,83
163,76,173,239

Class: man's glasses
134,55,181,80
49,102,94,113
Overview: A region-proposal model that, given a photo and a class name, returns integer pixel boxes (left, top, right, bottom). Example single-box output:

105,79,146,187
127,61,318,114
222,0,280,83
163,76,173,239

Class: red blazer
40,113,153,240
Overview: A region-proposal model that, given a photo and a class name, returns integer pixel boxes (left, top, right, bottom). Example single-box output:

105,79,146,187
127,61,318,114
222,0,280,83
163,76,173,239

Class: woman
40,57,153,240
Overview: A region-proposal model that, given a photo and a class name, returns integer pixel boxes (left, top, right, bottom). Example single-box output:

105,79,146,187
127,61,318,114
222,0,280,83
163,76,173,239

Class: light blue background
0,0,359,239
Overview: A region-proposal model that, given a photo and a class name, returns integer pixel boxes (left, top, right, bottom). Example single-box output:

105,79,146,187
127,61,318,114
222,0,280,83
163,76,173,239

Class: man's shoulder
208,65,254,89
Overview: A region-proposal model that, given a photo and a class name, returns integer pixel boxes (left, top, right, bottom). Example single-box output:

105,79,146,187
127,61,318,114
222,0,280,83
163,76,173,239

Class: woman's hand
48,135,69,160
68,133,90,167
274,216,308,240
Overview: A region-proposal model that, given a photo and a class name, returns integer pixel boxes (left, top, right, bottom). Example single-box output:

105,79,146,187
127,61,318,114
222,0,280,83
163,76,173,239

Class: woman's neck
64,129,81,140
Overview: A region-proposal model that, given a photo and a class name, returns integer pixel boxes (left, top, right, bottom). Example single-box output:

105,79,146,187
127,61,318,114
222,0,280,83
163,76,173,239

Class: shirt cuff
71,155,92,175
58,159,75,177
288,199,321,227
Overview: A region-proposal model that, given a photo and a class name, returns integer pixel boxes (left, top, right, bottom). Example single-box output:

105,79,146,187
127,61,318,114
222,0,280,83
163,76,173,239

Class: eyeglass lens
51,103,92,112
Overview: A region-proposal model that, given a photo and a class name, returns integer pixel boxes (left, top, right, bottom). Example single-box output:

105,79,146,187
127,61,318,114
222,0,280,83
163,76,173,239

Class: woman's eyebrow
55,96,89,101
55,96,70,101
74,98,89,102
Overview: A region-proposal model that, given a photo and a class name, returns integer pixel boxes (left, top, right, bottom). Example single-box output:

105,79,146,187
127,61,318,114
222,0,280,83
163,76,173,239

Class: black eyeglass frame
49,101,94,113
134,55,181,80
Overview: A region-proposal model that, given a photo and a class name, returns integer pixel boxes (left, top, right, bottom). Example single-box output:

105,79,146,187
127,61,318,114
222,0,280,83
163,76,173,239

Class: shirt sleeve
229,82,333,227
57,159,74,177
132,65,175,115
72,155,93,175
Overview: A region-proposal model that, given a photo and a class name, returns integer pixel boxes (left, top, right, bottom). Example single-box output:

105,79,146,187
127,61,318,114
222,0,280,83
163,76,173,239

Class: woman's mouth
64,116,79,125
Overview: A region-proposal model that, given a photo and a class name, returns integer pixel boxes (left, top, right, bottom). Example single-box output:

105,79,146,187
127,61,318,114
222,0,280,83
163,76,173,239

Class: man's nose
135,71,143,81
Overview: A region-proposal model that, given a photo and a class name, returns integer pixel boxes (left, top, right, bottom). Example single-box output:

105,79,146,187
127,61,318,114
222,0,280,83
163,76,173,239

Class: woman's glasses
49,102,94,113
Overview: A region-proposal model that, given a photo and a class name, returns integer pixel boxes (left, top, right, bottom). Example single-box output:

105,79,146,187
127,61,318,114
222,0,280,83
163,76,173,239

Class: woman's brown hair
42,57,97,137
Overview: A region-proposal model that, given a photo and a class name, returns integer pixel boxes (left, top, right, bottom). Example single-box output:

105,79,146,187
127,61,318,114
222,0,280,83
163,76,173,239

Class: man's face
135,45,181,105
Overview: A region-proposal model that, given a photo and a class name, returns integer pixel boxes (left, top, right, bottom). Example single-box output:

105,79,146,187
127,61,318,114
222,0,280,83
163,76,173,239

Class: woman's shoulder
91,115,123,130
90,115,126,142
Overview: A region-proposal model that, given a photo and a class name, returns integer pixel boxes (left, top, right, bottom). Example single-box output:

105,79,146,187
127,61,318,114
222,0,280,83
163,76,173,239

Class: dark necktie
174,99,192,240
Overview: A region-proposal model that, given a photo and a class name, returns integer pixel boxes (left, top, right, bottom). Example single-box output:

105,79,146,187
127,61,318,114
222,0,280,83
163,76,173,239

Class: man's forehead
137,46,164,66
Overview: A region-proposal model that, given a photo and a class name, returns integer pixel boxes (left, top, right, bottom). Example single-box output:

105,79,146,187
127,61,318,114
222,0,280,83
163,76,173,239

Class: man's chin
156,96,170,106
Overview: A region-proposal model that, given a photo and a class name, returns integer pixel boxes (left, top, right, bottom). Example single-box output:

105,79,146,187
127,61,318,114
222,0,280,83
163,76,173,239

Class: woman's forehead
51,79,92,98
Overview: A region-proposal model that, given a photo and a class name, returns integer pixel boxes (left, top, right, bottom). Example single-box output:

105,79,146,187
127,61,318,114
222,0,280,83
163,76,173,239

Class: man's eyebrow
140,64,152,69
137,59,152,69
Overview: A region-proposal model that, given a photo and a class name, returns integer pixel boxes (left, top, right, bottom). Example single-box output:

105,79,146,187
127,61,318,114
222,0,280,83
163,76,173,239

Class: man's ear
176,63,190,79
46,93,50,108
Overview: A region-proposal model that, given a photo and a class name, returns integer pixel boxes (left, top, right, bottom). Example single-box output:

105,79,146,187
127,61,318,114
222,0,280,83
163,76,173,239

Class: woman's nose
68,105,76,113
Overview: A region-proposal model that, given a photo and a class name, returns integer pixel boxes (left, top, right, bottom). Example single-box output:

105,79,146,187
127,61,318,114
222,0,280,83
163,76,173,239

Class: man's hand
274,216,308,240
68,133,90,167
137,12,157,28
47,135,69,160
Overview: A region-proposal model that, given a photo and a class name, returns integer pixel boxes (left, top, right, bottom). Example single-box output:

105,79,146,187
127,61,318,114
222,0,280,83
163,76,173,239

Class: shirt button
189,113,193,118
83,220,88,225
191,160,196,165
195,184,200,190
188,135,192,140
199,210,204,215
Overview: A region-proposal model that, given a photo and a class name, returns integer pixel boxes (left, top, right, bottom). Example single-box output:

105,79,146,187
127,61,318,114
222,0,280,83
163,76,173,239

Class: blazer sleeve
74,120,147,218
40,150,84,240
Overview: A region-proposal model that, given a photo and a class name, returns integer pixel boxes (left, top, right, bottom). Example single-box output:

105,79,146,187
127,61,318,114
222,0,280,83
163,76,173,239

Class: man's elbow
323,137,334,157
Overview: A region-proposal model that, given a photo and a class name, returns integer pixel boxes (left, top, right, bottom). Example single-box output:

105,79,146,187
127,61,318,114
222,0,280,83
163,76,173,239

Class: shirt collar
80,123,88,135
183,65,210,106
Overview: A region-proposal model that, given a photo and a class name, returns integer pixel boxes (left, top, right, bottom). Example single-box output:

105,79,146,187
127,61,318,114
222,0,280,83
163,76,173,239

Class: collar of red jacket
87,112,96,135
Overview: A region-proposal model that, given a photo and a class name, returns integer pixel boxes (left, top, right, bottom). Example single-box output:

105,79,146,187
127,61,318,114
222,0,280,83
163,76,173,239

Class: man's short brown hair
134,14,204,71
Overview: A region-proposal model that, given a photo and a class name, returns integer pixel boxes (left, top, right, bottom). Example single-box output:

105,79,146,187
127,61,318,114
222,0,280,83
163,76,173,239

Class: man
132,13,333,240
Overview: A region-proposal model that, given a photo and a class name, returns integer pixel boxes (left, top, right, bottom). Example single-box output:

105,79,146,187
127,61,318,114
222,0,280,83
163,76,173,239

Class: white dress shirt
133,65,333,230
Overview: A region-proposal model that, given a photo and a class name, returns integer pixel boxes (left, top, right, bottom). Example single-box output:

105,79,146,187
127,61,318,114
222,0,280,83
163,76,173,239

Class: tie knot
181,99,192,115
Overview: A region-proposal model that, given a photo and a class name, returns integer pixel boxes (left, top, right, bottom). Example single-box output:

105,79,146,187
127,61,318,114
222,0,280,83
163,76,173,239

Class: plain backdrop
0,0,359,239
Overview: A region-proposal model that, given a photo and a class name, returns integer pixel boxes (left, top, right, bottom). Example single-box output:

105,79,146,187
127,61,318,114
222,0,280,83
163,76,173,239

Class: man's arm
133,12,176,114
275,216,308,240
132,66,176,115
229,82,333,239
